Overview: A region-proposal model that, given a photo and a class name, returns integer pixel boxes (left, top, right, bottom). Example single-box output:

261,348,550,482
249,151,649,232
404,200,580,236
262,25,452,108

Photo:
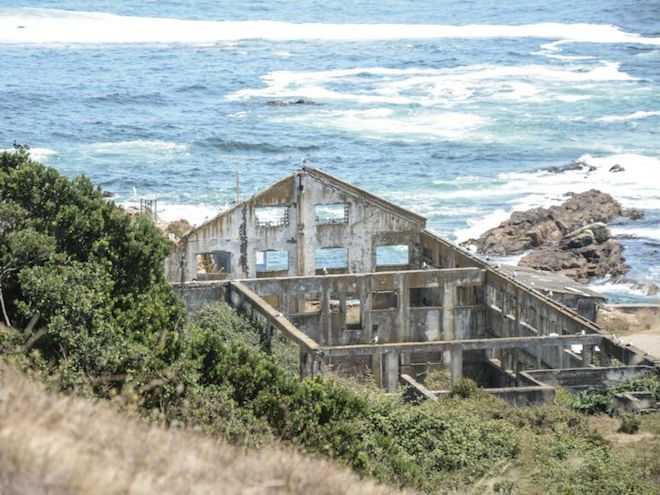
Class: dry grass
0,364,408,495
597,307,660,335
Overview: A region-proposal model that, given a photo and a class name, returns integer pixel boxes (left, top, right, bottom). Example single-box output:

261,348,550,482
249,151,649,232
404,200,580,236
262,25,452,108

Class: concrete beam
238,267,485,295
322,334,602,357
229,281,320,352
400,374,438,402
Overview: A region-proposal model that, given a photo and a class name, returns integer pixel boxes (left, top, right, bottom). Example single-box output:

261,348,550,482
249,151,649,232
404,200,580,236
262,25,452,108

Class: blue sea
1,1,660,301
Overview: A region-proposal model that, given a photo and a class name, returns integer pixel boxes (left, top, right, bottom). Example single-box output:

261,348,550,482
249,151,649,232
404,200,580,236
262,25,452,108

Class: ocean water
1,1,660,301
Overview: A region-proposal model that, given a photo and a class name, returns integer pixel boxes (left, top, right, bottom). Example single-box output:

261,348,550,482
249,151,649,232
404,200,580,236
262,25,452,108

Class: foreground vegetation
0,362,407,495
1,148,660,494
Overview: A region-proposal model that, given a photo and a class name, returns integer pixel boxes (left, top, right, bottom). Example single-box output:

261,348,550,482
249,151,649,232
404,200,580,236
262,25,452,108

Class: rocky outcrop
519,233,628,283
466,190,643,282
467,190,642,256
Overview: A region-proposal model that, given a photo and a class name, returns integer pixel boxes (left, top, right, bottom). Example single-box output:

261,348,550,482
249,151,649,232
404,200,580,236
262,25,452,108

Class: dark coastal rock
266,98,319,107
467,190,639,257
543,160,596,174
609,164,625,173
623,208,644,220
465,189,643,282
519,238,629,283
559,223,610,250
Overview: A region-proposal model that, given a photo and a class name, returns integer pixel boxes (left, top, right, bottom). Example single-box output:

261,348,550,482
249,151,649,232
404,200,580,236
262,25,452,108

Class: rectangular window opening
346,297,362,329
256,249,289,274
315,203,348,225
255,206,289,228
315,247,349,274
457,286,483,306
376,244,409,267
295,292,321,314
410,287,443,307
372,291,399,310
195,251,231,280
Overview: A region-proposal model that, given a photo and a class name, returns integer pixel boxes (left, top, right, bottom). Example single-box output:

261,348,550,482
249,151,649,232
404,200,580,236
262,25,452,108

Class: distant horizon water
1,1,660,301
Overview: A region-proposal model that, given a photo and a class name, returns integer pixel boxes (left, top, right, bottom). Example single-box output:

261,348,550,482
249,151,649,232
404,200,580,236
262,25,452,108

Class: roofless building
168,166,659,407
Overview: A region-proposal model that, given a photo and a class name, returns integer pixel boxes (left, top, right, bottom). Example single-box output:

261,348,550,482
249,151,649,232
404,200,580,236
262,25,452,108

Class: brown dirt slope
0,364,407,495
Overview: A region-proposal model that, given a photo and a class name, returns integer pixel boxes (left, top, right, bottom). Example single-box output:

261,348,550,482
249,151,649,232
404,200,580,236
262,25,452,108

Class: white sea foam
447,152,660,247
1,147,56,161
588,280,660,300
596,110,660,123
611,226,660,242
119,200,220,226
278,108,487,140
3,9,660,46
454,208,511,242
494,153,660,210
228,62,634,107
83,140,189,154
157,202,222,226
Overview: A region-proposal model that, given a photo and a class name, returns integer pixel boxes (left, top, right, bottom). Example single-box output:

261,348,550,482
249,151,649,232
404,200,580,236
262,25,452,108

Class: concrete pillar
359,278,372,341
372,353,383,387
320,279,331,345
299,348,310,378
295,174,305,276
443,280,457,377
397,273,410,341
260,324,274,354
450,346,463,384
582,344,593,367
382,351,400,392
300,349,323,379
442,281,457,340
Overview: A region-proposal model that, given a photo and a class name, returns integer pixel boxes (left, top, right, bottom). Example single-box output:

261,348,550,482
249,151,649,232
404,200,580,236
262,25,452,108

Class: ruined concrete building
169,166,659,407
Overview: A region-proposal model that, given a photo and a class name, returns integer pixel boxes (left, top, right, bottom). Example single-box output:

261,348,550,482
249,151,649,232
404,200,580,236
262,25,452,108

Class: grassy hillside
0,363,407,495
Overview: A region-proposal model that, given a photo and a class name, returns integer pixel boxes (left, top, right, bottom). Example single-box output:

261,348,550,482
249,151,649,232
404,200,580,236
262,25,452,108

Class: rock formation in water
465,189,643,283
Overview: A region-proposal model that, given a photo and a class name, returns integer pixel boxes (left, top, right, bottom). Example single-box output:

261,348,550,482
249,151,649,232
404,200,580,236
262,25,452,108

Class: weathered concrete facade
171,167,660,405
166,167,425,283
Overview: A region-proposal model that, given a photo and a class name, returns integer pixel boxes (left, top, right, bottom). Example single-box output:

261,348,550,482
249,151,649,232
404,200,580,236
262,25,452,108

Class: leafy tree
0,148,183,383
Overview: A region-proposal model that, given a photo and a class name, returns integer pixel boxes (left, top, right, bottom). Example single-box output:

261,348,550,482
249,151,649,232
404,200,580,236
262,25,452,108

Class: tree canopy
0,146,183,382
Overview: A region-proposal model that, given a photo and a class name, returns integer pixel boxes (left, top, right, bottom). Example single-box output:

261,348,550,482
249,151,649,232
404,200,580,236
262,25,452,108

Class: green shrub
449,377,480,399
618,413,641,434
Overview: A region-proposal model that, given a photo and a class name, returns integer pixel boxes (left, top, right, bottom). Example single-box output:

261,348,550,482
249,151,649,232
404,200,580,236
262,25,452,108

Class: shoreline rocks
465,189,643,283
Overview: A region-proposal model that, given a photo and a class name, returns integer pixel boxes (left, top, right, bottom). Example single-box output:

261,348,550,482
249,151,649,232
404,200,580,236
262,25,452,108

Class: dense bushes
568,376,660,415
153,305,521,492
0,147,183,393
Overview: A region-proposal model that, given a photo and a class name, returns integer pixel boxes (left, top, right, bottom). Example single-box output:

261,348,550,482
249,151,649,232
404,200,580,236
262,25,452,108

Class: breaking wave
3,9,660,46
276,108,487,140
596,111,660,123
83,140,189,154
227,62,635,106
1,147,56,161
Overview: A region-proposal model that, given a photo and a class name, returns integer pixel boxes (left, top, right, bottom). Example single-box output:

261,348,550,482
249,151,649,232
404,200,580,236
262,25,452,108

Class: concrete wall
523,366,657,391
243,268,485,346
168,168,425,283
